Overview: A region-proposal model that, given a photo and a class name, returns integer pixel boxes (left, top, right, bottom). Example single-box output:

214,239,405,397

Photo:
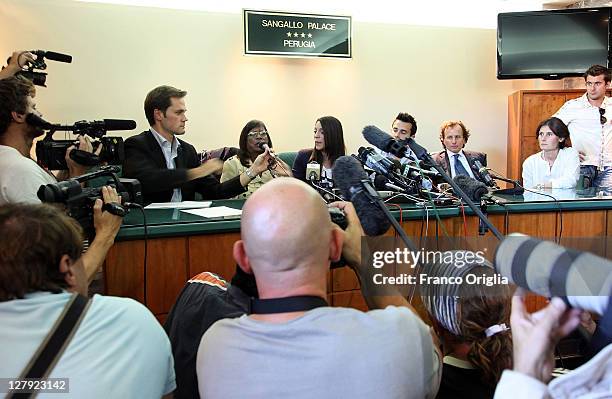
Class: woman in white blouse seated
522,117,580,190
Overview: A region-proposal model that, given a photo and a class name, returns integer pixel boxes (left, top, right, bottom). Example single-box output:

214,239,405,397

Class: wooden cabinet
507,89,612,182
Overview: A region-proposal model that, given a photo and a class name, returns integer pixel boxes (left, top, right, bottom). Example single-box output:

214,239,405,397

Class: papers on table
145,201,212,209
180,206,242,219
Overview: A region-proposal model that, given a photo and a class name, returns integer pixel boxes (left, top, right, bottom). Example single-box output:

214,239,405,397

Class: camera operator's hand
93,186,123,238
81,186,123,283
328,201,364,269
65,135,101,178
0,51,34,80
510,290,581,383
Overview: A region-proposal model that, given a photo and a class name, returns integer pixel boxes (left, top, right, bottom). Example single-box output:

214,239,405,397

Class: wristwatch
245,168,256,180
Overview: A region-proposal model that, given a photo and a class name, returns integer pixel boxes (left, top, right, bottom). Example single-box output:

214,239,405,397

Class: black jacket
123,130,246,204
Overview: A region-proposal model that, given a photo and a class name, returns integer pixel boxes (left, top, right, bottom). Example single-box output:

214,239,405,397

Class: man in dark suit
430,120,489,185
123,86,271,204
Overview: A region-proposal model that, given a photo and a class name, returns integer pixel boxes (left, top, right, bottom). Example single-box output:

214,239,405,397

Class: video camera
37,166,142,238
27,114,135,170
8,50,72,87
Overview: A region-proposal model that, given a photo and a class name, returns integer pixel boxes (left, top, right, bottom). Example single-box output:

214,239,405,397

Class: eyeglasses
600,108,607,125
586,81,605,88
247,131,268,138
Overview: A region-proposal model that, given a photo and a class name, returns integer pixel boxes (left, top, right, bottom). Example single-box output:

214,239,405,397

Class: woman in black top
292,115,346,187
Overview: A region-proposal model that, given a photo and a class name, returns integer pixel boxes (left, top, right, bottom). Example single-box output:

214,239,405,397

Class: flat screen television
497,8,611,79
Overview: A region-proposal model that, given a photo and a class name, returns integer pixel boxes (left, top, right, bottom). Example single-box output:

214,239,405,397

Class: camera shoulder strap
249,295,328,314
6,293,91,399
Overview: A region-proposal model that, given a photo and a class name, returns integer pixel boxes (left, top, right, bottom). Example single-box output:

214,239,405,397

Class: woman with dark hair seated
292,116,346,188
522,117,580,189
420,251,513,399
221,120,291,199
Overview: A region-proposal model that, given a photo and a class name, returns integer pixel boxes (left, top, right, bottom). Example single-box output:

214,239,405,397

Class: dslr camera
28,114,134,170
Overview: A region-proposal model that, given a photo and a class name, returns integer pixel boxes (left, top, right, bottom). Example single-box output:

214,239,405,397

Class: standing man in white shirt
431,120,489,184
554,65,612,190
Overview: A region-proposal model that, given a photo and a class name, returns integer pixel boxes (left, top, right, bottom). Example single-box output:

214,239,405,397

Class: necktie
453,154,470,177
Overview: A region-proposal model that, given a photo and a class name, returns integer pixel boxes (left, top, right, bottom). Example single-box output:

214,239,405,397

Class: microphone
36,50,72,63
332,155,391,236
363,125,409,159
258,142,277,159
373,174,404,192
402,161,440,178
473,160,496,187
357,147,397,176
452,175,489,202
363,125,430,161
495,234,612,316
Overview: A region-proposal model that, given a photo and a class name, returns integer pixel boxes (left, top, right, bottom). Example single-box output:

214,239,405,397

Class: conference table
103,188,612,323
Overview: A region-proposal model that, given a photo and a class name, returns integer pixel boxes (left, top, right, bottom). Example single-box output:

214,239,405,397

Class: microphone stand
405,140,504,240
490,174,525,195
359,179,422,303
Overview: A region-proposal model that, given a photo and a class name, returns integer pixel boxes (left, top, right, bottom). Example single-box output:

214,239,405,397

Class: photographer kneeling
0,76,118,283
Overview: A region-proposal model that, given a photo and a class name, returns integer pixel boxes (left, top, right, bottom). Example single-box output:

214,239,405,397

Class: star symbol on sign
287,32,292,37
293,32,298,37
301,32,306,38
308,33,312,38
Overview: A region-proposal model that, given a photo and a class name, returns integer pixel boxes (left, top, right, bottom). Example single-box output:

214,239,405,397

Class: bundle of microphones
330,135,612,353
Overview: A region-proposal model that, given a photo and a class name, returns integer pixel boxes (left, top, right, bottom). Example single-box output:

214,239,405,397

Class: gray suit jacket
430,149,488,183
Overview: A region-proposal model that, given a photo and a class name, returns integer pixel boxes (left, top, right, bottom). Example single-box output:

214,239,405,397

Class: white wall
0,0,567,175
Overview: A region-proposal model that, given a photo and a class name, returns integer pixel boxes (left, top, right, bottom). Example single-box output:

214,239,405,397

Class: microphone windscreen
333,156,368,199
453,175,488,202
43,51,73,63
333,156,391,236
362,125,393,152
373,174,388,191
103,119,137,131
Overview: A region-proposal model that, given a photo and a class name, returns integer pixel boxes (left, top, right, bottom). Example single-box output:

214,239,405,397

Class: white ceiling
74,0,581,29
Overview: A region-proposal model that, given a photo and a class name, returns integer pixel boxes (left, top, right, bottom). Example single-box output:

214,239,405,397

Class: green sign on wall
243,10,352,58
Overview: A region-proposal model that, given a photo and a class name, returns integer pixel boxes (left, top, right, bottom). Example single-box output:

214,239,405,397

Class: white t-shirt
0,145,56,204
521,147,580,189
0,291,176,398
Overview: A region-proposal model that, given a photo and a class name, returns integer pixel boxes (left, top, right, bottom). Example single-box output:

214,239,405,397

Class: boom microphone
495,234,612,315
363,125,409,159
333,155,391,236
363,125,431,161
37,50,73,63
